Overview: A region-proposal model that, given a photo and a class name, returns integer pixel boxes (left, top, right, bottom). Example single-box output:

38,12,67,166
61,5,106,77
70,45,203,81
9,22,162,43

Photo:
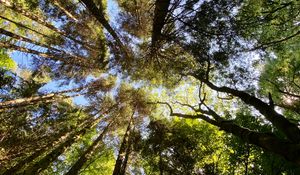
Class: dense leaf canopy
0,0,300,174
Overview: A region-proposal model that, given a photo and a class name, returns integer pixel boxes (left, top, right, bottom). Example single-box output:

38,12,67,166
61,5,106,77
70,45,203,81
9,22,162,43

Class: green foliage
138,119,230,174
1,0,300,174
227,110,300,174
80,148,115,175
0,50,16,70
117,0,153,38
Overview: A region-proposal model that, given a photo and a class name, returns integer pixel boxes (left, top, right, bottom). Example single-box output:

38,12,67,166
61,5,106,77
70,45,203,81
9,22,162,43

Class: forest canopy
0,0,300,174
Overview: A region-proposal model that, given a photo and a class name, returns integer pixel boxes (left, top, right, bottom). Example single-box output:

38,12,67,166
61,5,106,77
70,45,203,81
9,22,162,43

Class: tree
1,0,300,174
144,0,300,165
65,121,112,175
0,49,16,70
137,119,230,175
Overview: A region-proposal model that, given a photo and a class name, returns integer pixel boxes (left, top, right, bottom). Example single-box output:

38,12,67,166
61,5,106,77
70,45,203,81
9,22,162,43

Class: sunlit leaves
0,50,16,70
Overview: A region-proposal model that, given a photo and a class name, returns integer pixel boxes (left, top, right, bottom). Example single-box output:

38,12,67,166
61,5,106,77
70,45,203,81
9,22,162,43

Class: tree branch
192,75,300,143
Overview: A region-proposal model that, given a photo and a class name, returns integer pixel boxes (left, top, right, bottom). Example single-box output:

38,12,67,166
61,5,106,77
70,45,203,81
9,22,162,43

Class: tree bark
195,113,300,165
119,132,133,175
0,87,84,110
112,119,133,175
52,0,79,22
80,0,128,57
159,152,163,175
0,0,97,50
1,128,73,175
20,136,77,175
165,103,300,165
151,0,171,50
0,28,95,66
0,41,94,68
200,78,300,143
19,116,103,175
65,121,112,175
0,15,53,39
0,28,61,52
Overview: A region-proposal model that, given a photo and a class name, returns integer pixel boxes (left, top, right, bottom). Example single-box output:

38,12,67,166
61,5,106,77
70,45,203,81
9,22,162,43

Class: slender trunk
0,28,61,52
0,0,97,50
201,79,300,143
2,149,47,175
244,144,249,175
171,109,300,165
0,15,53,39
19,116,103,175
159,152,163,175
0,87,84,110
20,135,78,175
80,0,128,57
1,0,58,32
0,41,94,68
65,121,112,175
52,0,79,22
2,128,73,175
112,118,133,175
119,130,133,175
151,0,171,50
0,28,93,65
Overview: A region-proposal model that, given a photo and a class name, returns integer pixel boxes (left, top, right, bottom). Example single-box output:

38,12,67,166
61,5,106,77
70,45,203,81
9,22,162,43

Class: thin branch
250,30,300,51
192,74,300,143
217,92,234,100
266,79,300,99
174,101,198,112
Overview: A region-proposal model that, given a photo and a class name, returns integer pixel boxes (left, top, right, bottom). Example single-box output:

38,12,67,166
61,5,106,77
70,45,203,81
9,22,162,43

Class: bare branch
192,74,300,143
174,101,198,112
217,92,233,100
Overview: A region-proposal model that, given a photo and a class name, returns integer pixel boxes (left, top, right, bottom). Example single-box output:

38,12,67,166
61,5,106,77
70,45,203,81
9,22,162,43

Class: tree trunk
80,0,128,57
65,121,112,175
0,28,94,63
112,119,133,175
20,135,77,175
170,110,300,165
196,113,300,165
151,0,171,50
0,0,97,50
1,128,73,175
0,41,94,68
0,15,53,39
159,152,163,175
119,132,133,175
19,116,103,175
52,0,79,22
0,87,84,110
201,78,300,143
244,144,249,175
0,28,61,52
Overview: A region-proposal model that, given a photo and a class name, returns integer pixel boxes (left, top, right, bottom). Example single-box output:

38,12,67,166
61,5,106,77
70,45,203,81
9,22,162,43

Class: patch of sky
10,51,37,71
107,0,121,27
39,78,92,106
107,0,145,48
10,40,49,62
139,117,151,139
